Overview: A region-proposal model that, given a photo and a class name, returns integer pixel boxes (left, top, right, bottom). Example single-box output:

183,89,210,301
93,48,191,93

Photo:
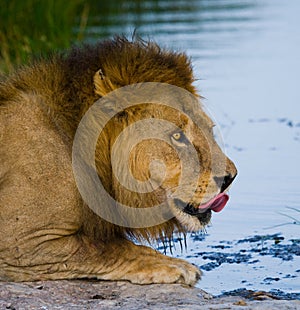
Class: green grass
0,0,89,73
265,207,300,229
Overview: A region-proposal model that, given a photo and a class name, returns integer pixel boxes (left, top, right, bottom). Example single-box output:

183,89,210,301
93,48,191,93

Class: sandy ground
0,280,299,310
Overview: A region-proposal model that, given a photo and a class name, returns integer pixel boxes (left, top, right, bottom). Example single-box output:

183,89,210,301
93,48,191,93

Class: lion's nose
214,173,237,193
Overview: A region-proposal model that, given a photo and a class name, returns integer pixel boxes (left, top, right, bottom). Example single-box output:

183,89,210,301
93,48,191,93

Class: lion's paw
125,257,201,286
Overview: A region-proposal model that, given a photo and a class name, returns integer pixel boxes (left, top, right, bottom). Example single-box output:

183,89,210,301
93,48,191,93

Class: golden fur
0,37,237,285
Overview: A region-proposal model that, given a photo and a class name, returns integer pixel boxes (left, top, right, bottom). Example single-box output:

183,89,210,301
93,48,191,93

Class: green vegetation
278,207,300,226
0,0,89,73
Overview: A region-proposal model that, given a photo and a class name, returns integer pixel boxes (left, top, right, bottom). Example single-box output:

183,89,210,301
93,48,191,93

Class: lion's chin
171,199,212,232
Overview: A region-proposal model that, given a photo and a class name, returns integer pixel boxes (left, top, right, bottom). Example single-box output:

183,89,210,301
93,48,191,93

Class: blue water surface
85,0,300,295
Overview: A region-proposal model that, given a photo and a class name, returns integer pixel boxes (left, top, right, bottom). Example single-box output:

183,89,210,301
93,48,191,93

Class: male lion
0,37,237,285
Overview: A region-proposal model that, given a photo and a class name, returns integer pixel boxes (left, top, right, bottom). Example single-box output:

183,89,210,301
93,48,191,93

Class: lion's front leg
63,237,201,286
115,243,202,285
1,233,200,285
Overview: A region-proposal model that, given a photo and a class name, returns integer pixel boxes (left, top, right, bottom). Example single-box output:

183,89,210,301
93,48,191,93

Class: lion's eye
171,132,188,147
172,132,181,140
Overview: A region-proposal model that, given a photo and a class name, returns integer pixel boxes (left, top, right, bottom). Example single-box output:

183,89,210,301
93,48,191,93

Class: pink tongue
198,193,229,213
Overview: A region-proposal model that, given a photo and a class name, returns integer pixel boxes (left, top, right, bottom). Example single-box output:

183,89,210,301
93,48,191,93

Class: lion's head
72,37,237,242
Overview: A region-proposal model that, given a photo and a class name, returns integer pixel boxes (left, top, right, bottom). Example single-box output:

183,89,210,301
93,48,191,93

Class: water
84,0,300,295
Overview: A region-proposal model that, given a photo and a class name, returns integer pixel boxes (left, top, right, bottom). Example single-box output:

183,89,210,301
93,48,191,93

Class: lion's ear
93,69,117,97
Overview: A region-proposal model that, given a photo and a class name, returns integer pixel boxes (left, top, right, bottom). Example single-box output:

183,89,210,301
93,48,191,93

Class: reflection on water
86,0,261,55
82,0,300,295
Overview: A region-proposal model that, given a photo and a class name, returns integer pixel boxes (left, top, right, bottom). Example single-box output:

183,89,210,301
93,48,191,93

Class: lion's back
0,94,82,262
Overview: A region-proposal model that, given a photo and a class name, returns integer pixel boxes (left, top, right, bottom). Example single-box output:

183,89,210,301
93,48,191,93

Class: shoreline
1,280,299,310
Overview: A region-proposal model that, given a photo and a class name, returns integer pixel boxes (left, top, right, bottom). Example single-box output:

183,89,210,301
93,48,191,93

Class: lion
0,37,237,285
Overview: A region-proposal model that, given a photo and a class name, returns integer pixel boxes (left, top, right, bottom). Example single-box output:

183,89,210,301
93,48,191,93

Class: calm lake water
84,0,300,295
